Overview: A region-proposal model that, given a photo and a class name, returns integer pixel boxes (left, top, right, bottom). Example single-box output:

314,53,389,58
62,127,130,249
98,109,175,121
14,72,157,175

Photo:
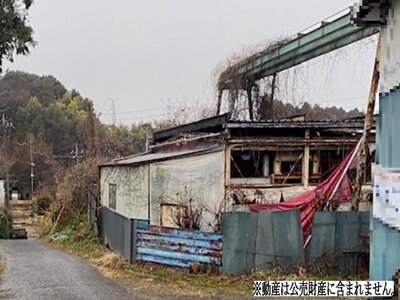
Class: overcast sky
4,0,376,124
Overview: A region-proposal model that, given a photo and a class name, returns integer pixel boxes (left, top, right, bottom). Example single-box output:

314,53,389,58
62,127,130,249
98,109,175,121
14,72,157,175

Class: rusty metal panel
136,225,222,270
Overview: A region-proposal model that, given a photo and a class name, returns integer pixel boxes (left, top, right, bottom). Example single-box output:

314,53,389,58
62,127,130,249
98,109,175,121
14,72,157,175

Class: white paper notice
373,165,400,230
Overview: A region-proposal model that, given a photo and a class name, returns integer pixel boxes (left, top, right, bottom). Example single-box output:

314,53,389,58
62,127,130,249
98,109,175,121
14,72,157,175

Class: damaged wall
150,150,225,231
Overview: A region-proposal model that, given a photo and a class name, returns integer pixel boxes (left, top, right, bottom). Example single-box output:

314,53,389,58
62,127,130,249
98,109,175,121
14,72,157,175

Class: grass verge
45,223,366,299
46,224,251,298
0,255,3,274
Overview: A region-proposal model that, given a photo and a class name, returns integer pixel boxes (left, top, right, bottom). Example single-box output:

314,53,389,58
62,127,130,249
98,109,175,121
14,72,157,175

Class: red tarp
249,142,360,240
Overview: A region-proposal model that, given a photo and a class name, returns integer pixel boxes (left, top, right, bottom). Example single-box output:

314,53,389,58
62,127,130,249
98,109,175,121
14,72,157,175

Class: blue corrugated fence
102,206,368,276
136,225,222,270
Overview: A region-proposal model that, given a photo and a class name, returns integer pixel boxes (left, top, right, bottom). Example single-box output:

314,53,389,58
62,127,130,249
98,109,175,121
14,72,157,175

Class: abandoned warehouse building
99,114,375,231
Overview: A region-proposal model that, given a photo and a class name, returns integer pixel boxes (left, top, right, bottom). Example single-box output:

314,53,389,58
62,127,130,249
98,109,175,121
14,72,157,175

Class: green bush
35,188,53,215
0,208,13,239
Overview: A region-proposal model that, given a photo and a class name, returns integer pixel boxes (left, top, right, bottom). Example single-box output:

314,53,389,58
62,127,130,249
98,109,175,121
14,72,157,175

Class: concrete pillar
312,152,320,175
273,153,281,175
224,145,231,212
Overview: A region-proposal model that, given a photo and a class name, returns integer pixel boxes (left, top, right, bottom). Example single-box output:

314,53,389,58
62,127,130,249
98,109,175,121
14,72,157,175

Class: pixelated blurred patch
393,269,400,297
353,0,391,27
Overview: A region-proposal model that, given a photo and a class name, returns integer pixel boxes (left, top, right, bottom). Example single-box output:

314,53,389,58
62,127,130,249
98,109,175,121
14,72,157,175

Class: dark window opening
274,153,304,184
281,161,302,175
109,183,117,209
231,150,274,178
320,149,348,180
365,149,375,183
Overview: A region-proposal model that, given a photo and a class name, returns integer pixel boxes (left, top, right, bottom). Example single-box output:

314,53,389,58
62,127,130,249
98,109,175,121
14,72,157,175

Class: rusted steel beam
218,8,379,90
228,183,312,189
227,138,360,146
231,146,305,152
226,121,369,129
352,33,381,211
302,129,311,187
246,85,254,121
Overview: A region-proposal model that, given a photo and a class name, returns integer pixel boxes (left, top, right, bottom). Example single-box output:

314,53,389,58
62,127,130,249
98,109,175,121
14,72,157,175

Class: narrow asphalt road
0,239,136,300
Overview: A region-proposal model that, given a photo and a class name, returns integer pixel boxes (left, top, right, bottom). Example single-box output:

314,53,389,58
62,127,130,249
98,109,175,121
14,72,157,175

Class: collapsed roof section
152,114,229,144
101,115,374,189
152,113,371,144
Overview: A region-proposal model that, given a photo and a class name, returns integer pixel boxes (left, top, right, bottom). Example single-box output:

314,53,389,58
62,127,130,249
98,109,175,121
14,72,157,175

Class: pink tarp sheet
249,143,359,239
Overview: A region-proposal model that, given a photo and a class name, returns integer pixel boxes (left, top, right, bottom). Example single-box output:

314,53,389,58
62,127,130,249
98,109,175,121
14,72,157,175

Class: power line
116,106,166,115
103,113,167,123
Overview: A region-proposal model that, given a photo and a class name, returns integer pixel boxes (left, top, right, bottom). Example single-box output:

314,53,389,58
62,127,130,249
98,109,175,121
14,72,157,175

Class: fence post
124,218,132,263
102,207,108,246
131,219,137,263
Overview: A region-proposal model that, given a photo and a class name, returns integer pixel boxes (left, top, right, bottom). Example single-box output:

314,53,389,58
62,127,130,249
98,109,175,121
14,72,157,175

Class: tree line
0,71,153,193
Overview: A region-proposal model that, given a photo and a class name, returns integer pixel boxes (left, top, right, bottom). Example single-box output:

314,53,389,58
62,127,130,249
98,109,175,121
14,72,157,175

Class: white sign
373,164,400,230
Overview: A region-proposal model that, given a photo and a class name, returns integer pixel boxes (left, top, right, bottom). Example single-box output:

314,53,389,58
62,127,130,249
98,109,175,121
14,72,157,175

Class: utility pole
74,142,79,164
86,101,101,231
70,142,83,164
166,99,173,121
1,114,13,208
29,133,35,196
87,101,100,159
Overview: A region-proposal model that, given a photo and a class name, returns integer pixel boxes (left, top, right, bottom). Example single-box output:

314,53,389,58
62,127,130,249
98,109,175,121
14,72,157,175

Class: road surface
0,239,135,300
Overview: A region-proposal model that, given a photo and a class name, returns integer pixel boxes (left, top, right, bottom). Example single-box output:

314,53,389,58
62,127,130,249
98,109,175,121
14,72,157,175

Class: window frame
108,183,117,210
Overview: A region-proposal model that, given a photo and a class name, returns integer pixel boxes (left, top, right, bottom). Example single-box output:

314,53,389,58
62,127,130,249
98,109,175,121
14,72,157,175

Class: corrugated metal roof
100,145,222,167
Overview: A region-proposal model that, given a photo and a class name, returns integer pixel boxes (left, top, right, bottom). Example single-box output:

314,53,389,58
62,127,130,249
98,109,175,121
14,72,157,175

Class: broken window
281,160,302,174
160,203,185,228
230,150,273,178
109,183,117,209
320,149,348,180
273,151,303,184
